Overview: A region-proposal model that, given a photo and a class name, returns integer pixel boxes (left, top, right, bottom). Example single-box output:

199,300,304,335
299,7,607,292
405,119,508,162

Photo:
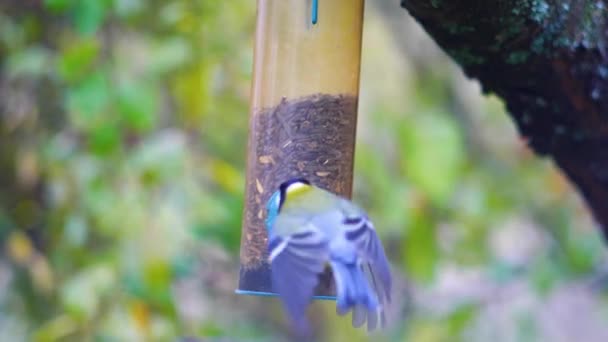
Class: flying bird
265,178,392,331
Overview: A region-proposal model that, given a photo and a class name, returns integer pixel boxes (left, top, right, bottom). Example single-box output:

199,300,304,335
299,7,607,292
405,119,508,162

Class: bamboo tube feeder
237,0,365,297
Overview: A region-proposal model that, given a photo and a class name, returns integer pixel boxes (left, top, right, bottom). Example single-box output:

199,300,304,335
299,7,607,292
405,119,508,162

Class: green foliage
403,205,439,283
0,1,606,341
57,38,100,82
6,46,53,78
1,1,252,340
398,110,465,205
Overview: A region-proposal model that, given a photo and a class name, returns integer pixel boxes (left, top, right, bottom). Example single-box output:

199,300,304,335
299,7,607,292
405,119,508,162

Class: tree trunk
400,0,608,237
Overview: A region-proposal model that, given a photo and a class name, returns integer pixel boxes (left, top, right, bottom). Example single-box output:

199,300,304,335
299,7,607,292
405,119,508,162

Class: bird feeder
237,0,365,297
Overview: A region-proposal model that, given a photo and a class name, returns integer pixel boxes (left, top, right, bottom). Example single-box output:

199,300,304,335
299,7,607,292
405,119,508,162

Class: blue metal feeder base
236,262,336,300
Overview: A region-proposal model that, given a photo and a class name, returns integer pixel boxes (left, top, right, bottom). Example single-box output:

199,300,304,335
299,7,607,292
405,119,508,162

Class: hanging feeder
237,0,365,297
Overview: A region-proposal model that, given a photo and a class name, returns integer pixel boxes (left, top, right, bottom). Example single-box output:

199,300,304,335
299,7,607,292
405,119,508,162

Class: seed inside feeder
239,93,358,295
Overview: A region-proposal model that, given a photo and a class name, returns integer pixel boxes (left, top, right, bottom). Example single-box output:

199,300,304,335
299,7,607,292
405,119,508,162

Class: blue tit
266,178,392,331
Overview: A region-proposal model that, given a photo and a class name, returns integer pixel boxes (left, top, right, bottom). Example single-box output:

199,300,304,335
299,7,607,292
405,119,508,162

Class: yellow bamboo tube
238,0,365,296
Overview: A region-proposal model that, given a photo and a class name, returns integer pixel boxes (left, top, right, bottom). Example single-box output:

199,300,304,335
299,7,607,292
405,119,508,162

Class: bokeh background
1,1,608,341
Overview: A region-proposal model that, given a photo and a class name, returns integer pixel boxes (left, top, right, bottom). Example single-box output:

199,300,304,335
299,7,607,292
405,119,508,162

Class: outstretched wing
341,212,392,330
268,220,329,330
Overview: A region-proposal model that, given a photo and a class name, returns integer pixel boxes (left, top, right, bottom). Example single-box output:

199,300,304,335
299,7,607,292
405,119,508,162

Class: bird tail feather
331,261,378,320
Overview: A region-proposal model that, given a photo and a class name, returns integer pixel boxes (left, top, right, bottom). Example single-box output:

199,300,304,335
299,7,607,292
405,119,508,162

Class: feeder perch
237,0,365,298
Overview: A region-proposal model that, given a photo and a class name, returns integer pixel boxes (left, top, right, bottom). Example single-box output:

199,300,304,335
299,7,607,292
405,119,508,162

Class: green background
0,1,606,341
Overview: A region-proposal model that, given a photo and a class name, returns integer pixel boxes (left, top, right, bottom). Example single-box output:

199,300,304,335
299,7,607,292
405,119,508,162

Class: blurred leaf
129,131,186,183
531,256,562,294
403,204,438,283
124,261,174,311
398,111,464,204
30,256,55,293
406,318,450,342
209,159,243,195
58,38,100,82
354,144,411,233
89,121,121,155
83,178,114,227
565,235,601,275
3,1,606,340
172,62,210,126
32,315,78,342
129,301,150,333
488,260,519,283
6,46,52,78
116,82,158,133
144,260,171,296
446,304,477,336
540,207,602,275
516,311,538,342
66,70,111,130
148,38,191,74
124,272,146,299
199,322,224,338
43,0,73,12
61,264,116,319
7,231,33,265
64,214,88,247
72,0,108,35
405,304,476,341
193,194,243,252
159,2,187,27
113,0,144,17
170,254,196,278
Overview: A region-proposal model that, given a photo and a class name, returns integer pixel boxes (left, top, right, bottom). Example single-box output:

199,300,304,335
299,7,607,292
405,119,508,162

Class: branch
400,0,608,236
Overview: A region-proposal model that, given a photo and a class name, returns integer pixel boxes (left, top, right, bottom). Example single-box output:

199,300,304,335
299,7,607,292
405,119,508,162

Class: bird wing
340,205,392,330
268,217,329,329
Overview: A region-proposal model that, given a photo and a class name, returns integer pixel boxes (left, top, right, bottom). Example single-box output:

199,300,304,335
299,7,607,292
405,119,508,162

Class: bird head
265,178,311,233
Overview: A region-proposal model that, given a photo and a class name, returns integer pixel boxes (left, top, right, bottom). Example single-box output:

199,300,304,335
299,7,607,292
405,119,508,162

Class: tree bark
400,1,608,237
